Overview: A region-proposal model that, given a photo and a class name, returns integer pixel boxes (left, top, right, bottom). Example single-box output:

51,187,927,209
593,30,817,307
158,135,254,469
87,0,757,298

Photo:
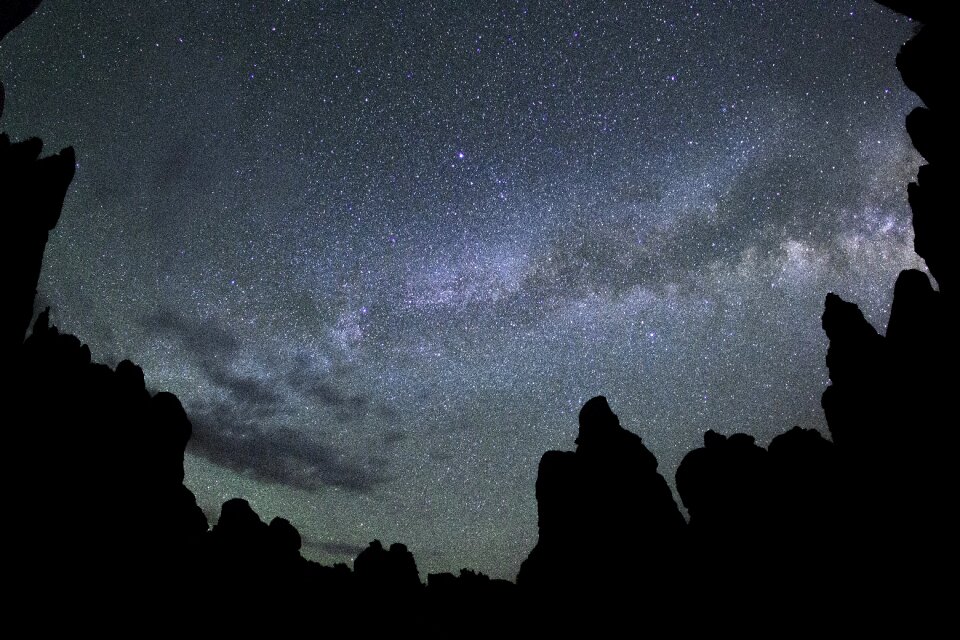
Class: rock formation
517,396,685,597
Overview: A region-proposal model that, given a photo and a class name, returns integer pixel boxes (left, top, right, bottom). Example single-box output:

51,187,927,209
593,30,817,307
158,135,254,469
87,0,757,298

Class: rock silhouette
676,430,772,550
12,309,209,598
820,291,890,452
205,497,320,604
0,135,75,360
819,270,952,615
878,1,955,298
517,396,685,597
675,426,849,611
354,539,423,595
0,0,42,41
816,4,955,594
765,425,843,552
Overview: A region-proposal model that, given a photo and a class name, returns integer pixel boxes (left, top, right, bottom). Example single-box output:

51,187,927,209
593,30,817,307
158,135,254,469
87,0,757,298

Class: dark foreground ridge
2,0,955,630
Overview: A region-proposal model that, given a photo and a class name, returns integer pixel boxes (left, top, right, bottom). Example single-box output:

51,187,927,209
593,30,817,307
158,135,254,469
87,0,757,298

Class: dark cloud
381,429,407,446
286,370,370,420
190,400,389,492
143,308,367,411
303,538,367,558
143,308,283,405
428,449,454,463
142,308,239,359
203,361,284,406
144,308,395,492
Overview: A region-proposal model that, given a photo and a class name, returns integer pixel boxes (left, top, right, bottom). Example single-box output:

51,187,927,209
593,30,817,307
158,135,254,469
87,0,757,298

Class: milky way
1,1,925,578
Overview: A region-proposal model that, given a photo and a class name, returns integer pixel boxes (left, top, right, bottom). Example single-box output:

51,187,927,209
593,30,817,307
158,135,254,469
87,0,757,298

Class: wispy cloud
142,308,393,492
190,400,389,492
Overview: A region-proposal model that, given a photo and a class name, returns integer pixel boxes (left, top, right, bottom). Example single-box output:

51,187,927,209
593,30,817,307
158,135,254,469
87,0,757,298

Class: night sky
1,1,925,578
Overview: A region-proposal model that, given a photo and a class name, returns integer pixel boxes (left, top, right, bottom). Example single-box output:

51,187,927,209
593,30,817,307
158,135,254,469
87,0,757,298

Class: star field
0,1,925,578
